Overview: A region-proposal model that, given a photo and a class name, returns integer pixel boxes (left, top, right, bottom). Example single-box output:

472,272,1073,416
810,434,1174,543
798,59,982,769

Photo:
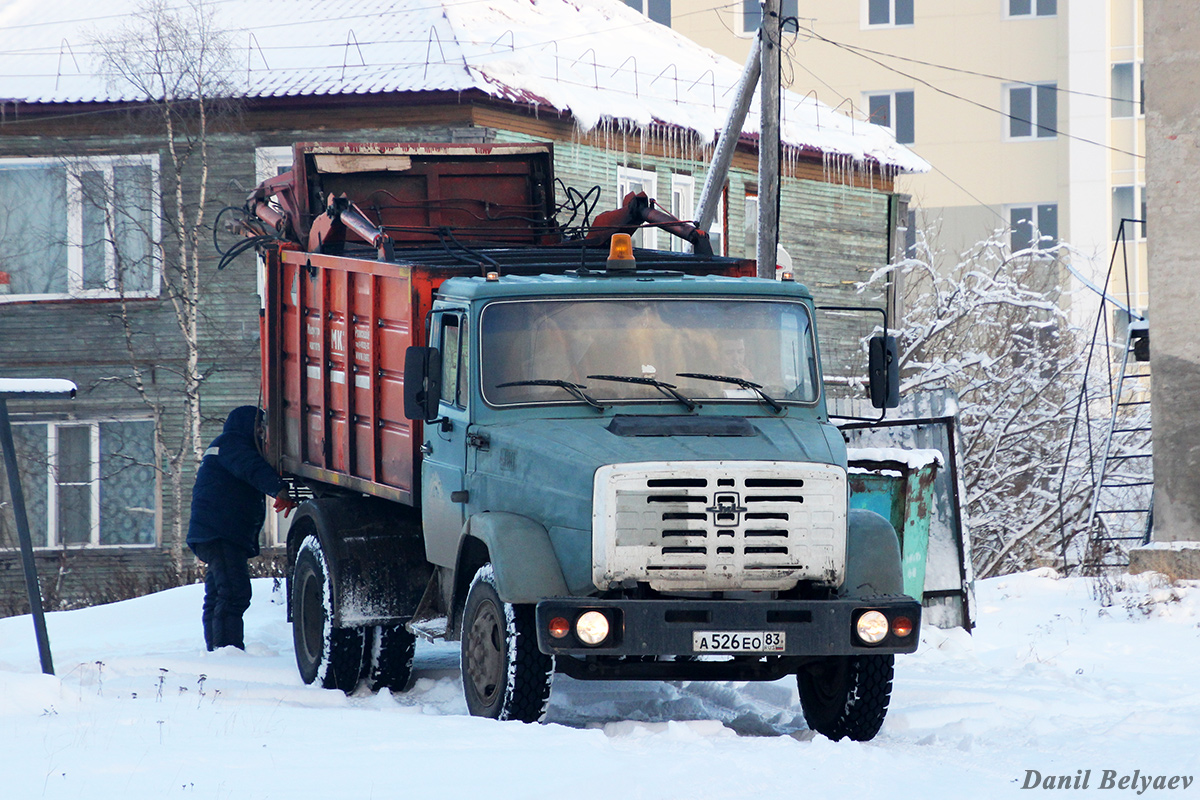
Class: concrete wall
1144,0,1200,543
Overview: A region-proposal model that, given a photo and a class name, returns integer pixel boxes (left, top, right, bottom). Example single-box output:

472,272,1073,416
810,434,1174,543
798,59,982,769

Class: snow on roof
0,378,77,396
0,0,929,173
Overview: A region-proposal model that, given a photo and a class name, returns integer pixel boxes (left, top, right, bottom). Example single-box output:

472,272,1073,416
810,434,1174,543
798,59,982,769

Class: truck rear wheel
366,623,416,692
292,535,366,694
796,654,894,742
460,564,554,722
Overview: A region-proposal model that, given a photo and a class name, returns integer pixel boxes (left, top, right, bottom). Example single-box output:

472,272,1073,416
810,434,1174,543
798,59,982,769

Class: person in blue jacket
187,406,296,651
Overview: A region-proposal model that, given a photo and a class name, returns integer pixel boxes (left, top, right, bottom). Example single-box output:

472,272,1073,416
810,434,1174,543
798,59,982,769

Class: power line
799,24,1131,105
800,26,1144,160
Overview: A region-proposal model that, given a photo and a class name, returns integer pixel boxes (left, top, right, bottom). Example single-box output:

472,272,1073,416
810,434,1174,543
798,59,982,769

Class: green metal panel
848,460,937,601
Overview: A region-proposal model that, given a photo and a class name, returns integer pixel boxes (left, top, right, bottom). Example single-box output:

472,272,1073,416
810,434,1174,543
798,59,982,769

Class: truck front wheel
460,564,554,722
796,654,894,742
292,534,366,693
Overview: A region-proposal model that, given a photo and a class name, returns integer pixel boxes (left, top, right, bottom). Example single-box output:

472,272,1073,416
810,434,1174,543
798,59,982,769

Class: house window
866,90,915,144
669,174,695,253
1007,83,1057,139
0,418,158,549
625,0,671,26
1008,0,1056,17
617,166,659,249
1111,62,1143,118
743,0,799,32
0,155,160,302
1112,185,1147,239
866,0,913,27
744,192,758,258
1009,203,1058,252
708,191,727,256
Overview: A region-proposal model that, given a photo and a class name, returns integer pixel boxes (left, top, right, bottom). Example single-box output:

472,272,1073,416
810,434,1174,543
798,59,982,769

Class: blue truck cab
407,262,919,739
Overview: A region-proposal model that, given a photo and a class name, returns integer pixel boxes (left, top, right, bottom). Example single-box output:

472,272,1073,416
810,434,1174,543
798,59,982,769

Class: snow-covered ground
1,570,1197,799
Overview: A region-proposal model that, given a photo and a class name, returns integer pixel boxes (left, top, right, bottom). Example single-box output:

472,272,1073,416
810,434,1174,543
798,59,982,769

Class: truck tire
796,654,894,742
366,623,416,692
292,535,366,693
460,564,554,722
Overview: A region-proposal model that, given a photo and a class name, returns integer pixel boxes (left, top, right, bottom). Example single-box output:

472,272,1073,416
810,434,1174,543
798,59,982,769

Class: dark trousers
190,540,252,651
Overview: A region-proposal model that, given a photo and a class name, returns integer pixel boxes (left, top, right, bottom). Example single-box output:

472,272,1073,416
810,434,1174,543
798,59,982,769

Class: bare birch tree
86,0,236,575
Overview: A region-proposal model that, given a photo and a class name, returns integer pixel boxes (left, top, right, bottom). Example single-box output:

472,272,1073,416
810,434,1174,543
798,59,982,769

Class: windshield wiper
586,374,698,412
496,379,607,410
676,373,784,414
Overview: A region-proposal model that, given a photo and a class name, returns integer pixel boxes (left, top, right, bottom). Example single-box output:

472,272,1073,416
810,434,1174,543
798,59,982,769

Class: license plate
692,631,786,653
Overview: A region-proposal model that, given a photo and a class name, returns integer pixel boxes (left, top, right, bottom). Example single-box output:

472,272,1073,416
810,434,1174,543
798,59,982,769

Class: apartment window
866,90,915,144
743,0,799,32
1008,0,1056,17
866,0,913,27
1007,83,1057,139
0,419,158,549
624,0,671,26
1111,62,1144,118
617,166,659,249
1112,186,1147,240
0,155,160,302
1009,204,1058,252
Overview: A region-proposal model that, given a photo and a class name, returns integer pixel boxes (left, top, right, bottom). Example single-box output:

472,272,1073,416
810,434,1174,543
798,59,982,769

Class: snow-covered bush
864,230,1093,578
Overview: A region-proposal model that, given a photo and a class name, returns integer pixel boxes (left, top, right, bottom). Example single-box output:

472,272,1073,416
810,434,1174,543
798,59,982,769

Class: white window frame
253,147,295,306
1007,203,1059,254
669,173,695,253
0,154,161,304
1006,0,1057,19
1,417,160,550
1110,61,1144,119
1112,185,1147,241
708,190,727,257
862,0,914,29
864,90,915,144
617,165,660,250
1005,82,1057,140
744,191,759,258
624,0,671,26
742,0,799,34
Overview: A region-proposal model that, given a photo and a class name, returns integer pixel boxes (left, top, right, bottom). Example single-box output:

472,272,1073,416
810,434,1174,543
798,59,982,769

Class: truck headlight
575,611,610,645
855,610,889,644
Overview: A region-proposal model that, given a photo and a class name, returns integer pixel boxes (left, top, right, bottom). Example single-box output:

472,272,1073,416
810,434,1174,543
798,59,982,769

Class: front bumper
535,596,920,658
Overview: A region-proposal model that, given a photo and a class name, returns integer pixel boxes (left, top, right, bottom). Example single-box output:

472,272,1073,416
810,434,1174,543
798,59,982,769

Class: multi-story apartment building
639,0,1146,312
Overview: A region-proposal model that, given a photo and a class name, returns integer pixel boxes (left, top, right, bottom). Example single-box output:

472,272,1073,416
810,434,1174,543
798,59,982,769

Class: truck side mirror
868,335,900,409
403,346,443,422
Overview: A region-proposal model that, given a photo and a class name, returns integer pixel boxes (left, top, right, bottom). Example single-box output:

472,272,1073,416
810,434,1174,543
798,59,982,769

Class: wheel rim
465,597,505,706
300,569,325,663
804,658,849,708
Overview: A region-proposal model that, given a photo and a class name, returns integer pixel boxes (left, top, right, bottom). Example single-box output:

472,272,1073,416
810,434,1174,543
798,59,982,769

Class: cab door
420,309,472,567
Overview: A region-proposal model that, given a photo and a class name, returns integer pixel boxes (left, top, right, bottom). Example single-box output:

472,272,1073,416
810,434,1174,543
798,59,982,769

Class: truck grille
593,461,847,592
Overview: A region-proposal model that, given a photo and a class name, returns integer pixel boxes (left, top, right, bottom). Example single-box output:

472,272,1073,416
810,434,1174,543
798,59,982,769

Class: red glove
273,490,298,518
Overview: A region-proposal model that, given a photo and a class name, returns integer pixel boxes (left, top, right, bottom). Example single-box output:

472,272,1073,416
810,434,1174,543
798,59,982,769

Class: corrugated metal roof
0,0,929,172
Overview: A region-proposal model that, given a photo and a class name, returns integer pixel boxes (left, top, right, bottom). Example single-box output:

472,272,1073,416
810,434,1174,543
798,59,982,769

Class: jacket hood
223,406,262,439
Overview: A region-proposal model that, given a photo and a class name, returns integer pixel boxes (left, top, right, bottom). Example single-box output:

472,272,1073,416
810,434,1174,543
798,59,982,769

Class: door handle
420,441,432,455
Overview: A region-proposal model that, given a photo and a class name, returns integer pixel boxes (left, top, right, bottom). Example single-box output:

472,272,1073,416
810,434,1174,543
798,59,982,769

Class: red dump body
253,142,751,505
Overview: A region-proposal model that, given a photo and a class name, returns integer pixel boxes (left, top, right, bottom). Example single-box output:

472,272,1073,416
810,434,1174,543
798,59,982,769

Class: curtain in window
0,166,68,294
99,420,156,546
113,165,155,292
0,423,50,548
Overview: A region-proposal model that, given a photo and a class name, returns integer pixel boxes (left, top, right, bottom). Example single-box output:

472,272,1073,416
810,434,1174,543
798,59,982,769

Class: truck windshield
481,298,819,408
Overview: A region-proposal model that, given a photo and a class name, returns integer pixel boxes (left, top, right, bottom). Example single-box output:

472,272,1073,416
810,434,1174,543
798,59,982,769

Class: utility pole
756,0,781,280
